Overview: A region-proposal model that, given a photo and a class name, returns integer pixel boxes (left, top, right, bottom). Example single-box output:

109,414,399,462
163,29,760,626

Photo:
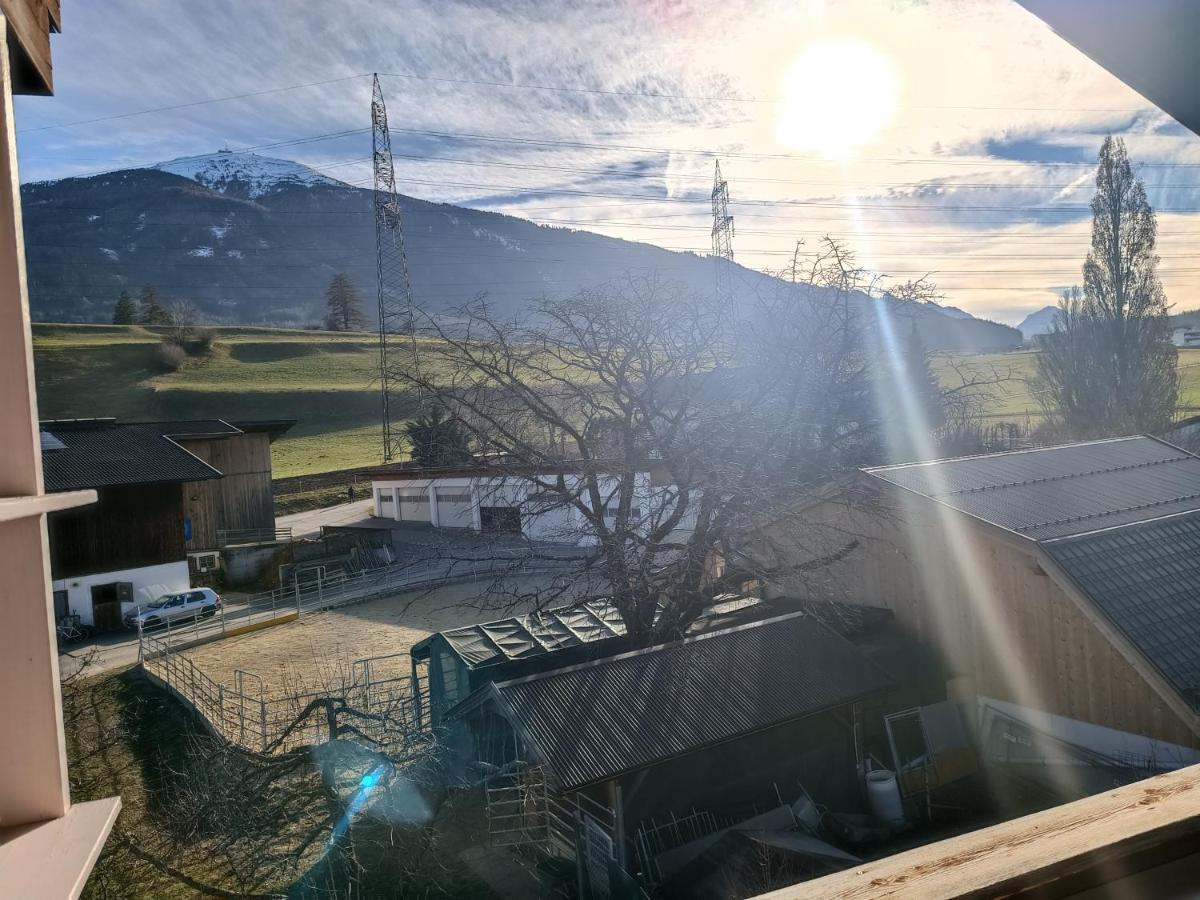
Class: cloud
12,0,1200,322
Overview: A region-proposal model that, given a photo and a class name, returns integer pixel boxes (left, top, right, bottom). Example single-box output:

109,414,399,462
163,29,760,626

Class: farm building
749,435,1200,795
41,417,290,629
369,463,660,543
445,611,907,887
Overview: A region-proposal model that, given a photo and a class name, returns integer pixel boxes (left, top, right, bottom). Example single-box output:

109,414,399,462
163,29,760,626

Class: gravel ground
179,574,569,698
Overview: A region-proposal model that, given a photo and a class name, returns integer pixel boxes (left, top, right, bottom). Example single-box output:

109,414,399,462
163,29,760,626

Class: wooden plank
0,1,57,95
763,766,1200,900
0,27,70,826
0,489,94,523
0,797,120,899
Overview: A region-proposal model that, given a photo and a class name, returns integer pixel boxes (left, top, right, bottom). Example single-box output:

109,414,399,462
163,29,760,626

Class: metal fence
143,547,584,656
138,548,582,752
217,526,293,546
142,630,423,753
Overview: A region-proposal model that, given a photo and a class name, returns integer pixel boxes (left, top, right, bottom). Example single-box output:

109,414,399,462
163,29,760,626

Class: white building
1171,325,1200,347
369,465,663,544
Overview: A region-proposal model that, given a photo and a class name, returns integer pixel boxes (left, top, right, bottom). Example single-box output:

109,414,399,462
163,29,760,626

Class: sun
775,37,900,159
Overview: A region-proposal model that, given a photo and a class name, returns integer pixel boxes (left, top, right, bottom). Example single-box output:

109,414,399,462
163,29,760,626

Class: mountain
1016,305,1060,340
21,151,1021,351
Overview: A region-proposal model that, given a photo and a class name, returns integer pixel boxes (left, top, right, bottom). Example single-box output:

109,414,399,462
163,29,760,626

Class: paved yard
179,574,574,698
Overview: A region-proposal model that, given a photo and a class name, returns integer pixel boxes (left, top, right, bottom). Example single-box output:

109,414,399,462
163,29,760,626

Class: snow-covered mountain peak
152,150,345,199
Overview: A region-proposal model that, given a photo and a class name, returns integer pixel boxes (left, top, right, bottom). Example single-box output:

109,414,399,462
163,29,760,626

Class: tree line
111,272,369,332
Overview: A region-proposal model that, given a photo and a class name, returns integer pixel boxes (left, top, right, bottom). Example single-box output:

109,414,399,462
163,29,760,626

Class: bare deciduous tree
394,243,894,646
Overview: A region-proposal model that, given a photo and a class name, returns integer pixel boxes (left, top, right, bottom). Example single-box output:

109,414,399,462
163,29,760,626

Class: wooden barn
41,418,290,629
750,436,1200,788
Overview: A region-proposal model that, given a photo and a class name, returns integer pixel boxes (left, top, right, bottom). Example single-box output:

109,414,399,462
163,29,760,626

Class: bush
182,328,216,356
153,341,186,373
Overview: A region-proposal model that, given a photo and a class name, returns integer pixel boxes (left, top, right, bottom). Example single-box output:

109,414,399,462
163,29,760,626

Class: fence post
317,571,323,608
261,699,268,753
294,578,301,616
217,684,224,736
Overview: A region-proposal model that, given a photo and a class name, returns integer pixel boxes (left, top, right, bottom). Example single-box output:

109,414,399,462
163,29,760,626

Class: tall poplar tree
1034,136,1177,438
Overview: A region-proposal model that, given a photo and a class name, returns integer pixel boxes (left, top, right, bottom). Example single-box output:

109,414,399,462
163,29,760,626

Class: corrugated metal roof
39,420,226,491
485,612,893,790
417,600,626,668
866,436,1200,540
1044,510,1200,713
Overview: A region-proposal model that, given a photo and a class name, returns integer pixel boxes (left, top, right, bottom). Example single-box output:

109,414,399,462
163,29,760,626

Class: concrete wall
51,560,190,626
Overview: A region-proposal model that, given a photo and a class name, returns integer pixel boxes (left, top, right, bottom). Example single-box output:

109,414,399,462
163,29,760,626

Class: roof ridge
1020,489,1200,536
937,453,1193,498
491,610,814,689
865,435,1146,475
1039,505,1200,543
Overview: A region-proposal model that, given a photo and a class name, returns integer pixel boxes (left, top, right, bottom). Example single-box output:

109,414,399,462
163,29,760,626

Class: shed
452,611,894,792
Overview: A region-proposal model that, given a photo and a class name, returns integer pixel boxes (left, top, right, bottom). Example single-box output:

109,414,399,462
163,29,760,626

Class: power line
18,75,371,134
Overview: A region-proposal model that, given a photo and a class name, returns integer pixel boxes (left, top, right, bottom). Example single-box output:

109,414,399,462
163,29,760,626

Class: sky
14,0,1200,326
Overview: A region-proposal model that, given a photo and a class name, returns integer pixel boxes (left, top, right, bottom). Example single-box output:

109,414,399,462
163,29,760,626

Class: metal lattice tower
371,74,420,462
711,158,735,305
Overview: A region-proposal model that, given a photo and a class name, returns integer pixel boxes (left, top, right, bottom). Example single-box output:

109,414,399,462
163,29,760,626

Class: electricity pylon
711,158,735,307
371,73,420,462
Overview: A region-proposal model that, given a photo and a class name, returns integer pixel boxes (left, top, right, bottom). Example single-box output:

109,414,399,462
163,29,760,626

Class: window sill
0,490,97,523
0,797,121,899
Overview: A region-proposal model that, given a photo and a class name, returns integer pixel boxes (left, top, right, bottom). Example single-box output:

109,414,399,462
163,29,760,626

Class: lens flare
775,37,899,159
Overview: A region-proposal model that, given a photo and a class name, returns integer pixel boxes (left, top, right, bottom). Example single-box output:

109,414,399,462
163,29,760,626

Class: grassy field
33,325,1200,486
33,324,396,479
931,348,1200,419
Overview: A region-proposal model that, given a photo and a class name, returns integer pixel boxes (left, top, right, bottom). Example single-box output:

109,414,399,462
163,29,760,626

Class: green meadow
32,325,1200,482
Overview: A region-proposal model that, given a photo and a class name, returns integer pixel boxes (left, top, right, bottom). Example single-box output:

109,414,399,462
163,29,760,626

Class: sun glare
775,37,899,159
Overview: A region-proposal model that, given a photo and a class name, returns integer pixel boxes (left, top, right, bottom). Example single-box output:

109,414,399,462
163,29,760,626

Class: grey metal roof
481,612,893,790
866,436,1200,540
1043,510,1200,713
412,600,627,669
40,420,226,492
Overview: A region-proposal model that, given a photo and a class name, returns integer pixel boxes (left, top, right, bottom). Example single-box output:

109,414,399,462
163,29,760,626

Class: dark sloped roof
412,600,627,669
1043,510,1200,713
479,612,893,790
39,420,225,491
866,436,1200,540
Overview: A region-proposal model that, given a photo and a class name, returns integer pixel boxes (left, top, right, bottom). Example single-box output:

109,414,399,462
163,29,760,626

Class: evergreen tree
112,290,138,325
904,321,945,433
324,273,367,331
138,285,171,326
403,406,473,467
1034,136,1178,438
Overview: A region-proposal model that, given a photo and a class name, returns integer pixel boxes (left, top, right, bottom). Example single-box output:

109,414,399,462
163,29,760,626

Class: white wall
371,472,658,545
52,560,190,626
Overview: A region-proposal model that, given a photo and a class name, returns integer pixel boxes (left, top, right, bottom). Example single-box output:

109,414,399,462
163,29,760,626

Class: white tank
866,769,905,826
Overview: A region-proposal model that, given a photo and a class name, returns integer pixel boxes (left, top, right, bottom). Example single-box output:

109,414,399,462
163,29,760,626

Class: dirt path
179,576,559,697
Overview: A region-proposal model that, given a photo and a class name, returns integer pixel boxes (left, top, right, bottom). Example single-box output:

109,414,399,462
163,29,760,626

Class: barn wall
179,433,275,549
48,484,185,579
754,494,1198,748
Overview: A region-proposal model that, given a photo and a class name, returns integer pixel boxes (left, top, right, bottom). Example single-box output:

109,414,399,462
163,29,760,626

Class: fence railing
143,546,584,656
141,629,425,753
139,547,582,752
217,526,293,546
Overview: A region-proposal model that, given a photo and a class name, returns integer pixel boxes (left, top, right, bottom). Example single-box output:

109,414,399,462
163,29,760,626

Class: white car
125,588,222,630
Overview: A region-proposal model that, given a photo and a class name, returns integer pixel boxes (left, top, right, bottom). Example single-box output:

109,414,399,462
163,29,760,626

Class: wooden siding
0,0,59,95
47,484,184,579
754,491,1199,748
179,433,275,550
